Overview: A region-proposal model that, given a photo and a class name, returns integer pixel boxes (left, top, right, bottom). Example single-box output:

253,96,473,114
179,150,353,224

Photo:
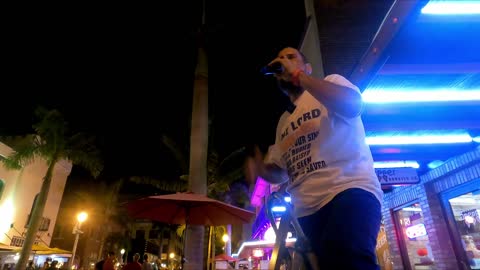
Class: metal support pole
70,232,80,269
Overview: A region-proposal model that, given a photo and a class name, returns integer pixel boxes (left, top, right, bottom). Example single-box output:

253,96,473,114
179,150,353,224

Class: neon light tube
362,89,480,103
366,134,472,145
271,206,286,212
421,1,480,15
374,161,420,169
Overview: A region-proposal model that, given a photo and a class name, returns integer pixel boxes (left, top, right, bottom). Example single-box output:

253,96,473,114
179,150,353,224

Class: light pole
70,212,88,269
169,252,175,270
120,249,125,265
222,234,229,254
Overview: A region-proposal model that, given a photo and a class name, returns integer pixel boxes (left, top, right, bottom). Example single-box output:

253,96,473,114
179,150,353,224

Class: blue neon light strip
271,206,286,212
421,1,480,15
427,160,445,169
366,132,473,145
362,89,480,103
374,161,420,169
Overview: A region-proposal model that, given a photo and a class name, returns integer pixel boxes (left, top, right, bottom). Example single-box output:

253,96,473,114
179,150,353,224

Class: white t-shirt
266,74,383,218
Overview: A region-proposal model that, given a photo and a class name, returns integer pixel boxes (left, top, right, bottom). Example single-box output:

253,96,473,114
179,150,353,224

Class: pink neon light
250,177,270,207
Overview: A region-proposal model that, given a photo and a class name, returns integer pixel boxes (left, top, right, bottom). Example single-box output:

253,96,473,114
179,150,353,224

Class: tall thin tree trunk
184,44,208,270
16,159,56,270
158,227,165,263
97,232,105,262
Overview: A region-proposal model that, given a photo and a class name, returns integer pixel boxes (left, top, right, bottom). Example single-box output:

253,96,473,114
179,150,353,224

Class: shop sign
405,223,427,239
375,167,420,185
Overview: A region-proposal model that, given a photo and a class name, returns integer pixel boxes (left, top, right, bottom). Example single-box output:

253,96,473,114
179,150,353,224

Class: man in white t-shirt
246,47,383,270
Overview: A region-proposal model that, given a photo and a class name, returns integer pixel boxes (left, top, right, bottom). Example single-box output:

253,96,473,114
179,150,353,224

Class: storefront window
395,202,435,269
448,191,480,269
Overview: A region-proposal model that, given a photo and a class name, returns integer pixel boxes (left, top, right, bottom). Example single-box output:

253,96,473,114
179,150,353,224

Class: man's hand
244,145,264,185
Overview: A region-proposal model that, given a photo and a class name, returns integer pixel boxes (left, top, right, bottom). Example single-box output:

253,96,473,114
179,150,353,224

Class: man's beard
277,79,303,97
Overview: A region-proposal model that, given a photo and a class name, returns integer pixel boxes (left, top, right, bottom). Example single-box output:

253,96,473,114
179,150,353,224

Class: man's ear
305,63,313,75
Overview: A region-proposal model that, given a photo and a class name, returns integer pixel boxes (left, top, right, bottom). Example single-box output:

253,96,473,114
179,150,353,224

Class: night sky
2,2,306,183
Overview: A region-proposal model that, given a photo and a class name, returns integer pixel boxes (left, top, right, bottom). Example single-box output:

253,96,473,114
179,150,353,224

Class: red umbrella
214,253,238,262
126,192,254,225
126,192,254,269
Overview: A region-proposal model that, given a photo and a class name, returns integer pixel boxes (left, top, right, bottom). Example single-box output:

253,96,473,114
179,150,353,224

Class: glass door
446,190,480,269
394,202,435,270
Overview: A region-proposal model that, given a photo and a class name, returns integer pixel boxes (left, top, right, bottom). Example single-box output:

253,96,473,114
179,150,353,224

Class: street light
222,234,229,253
169,253,175,270
69,212,88,269
120,249,125,265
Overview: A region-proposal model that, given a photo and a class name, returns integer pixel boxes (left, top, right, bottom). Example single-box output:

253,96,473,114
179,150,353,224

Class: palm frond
32,108,68,156
162,135,188,173
176,224,186,237
129,176,188,193
65,133,104,178
2,136,41,169
219,167,244,185
68,149,103,178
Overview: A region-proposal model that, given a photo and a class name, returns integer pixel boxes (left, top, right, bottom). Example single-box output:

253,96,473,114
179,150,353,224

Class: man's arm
245,146,289,185
297,72,363,118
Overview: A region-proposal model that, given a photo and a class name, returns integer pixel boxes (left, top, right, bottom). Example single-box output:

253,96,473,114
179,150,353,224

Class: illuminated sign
252,249,264,258
405,223,427,239
375,168,420,185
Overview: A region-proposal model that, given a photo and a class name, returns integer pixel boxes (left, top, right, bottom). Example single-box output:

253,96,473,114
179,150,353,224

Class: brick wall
382,146,480,270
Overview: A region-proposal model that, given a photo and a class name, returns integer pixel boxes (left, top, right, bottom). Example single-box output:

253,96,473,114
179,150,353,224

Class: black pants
298,188,381,270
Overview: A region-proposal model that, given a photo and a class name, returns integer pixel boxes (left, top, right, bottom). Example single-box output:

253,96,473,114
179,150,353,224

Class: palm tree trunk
158,227,165,263
188,48,208,195
16,159,57,270
184,45,208,270
97,232,105,262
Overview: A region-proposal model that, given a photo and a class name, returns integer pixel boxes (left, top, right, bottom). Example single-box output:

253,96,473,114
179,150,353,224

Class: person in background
246,47,383,269
103,251,116,270
26,261,34,270
40,261,50,270
95,252,108,270
46,260,58,270
141,254,153,270
122,253,141,270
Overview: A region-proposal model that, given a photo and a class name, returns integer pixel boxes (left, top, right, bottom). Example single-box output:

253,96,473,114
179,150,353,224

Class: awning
10,245,72,257
0,243,15,251
234,238,296,259
35,247,72,257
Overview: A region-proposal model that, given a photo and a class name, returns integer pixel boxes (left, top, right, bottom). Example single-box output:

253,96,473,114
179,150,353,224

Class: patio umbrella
126,192,254,269
214,253,238,262
126,192,254,226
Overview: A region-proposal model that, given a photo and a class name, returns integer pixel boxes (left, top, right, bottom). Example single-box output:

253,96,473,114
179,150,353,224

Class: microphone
260,62,283,75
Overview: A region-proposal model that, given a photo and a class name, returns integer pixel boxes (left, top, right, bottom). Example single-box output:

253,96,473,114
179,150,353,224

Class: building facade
0,141,72,266
382,147,480,270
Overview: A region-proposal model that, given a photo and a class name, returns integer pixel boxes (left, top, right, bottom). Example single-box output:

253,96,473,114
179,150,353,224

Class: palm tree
2,107,103,270
130,135,248,269
186,36,209,270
